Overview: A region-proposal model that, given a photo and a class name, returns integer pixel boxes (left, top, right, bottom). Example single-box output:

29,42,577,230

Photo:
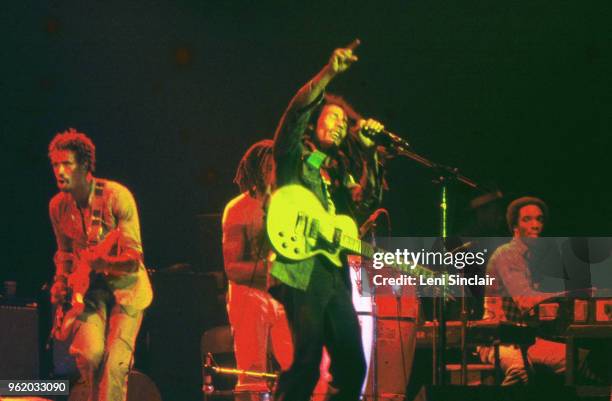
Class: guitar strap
319,169,336,213
306,150,336,215
306,149,326,169
85,179,106,247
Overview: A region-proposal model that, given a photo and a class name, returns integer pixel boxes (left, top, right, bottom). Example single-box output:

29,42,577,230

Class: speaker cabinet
0,304,39,379
365,319,417,400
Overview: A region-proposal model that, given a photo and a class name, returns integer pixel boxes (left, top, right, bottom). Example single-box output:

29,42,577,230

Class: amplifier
0,303,39,379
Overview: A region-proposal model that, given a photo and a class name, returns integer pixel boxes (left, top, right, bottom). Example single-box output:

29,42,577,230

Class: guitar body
267,185,446,295
266,185,359,267
52,229,121,341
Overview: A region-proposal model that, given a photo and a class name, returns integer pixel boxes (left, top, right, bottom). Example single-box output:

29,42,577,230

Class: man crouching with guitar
48,128,153,401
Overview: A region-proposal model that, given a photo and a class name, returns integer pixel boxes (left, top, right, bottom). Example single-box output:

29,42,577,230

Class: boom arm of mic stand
395,148,480,190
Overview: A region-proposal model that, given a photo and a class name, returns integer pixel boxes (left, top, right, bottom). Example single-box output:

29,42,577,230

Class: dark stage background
3,1,611,296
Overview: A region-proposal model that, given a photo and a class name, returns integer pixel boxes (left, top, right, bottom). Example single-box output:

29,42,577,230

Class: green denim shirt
270,83,332,290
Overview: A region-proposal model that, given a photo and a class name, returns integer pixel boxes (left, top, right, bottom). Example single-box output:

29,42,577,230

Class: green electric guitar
266,184,441,282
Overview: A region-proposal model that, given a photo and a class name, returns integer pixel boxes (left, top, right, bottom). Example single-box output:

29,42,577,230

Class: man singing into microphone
269,42,391,401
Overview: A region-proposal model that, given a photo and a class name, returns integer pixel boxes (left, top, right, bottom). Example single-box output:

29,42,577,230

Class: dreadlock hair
506,196,549,233
48,128,96,172
306,94,388,220
303,94,363,161
319,94,380,187
233,139,274,197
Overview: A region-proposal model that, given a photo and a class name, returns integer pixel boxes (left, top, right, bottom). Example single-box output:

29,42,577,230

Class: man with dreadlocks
221,140,293,400
269,43,390,401
48,128,152,401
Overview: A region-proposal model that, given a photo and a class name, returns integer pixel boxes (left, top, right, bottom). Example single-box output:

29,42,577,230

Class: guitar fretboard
339,233,437,278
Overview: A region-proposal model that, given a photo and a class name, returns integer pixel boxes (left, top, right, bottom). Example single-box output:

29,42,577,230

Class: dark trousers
272,261,366,401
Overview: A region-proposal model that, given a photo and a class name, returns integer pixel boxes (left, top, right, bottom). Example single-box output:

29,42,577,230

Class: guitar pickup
333,228,342,247
296,213,307,235
308,218,320,240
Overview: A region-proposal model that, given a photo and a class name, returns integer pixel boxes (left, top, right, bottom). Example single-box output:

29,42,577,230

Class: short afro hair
48,128,96,172
506,196,548,233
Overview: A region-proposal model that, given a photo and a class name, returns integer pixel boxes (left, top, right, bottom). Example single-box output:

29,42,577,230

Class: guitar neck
339,234,375,258
339,234,437,278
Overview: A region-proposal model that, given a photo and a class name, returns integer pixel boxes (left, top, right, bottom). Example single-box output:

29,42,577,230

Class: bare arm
222,197,268,287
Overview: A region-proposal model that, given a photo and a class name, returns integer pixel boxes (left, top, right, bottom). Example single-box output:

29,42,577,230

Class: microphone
361,127,410,149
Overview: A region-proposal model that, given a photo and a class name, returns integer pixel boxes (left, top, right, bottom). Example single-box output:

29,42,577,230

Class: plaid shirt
483,238,552,324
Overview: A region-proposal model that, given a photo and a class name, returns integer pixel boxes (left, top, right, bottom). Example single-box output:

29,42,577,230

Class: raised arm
273,42,360,179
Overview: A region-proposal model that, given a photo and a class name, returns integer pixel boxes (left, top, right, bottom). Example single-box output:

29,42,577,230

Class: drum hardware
202,352,277,396
349,224,416,401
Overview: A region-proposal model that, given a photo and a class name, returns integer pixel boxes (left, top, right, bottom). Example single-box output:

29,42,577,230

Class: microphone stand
370,223,379,401
392,145,483,386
